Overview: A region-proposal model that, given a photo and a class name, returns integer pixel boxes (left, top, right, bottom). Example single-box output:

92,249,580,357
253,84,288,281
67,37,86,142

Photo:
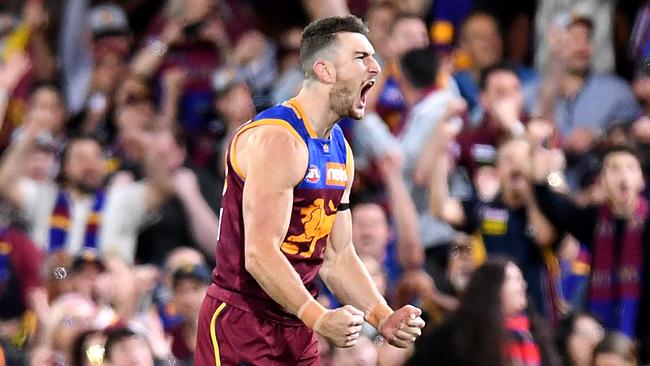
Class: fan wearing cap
166,264,211,363
69,248,106,302
67,3,134,144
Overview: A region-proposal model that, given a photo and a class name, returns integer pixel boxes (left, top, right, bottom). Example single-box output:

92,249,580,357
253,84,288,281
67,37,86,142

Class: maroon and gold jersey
207,98,351,325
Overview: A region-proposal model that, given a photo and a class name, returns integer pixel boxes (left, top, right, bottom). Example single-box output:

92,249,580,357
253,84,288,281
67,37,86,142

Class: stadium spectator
362,13,430,136
428,108,558,317
70,329,106,366
33,293,97,366
528,15,640,142
103,327,157,366
166,264,211,364
535,3,615,74
68,248,106,302
407,258,560,366
130,0,233,133
555,312,605,366
0,127,173,262
453,63,536,180
531,145,650,362
13,82,68,151
135,127,220,264
453,12,537,122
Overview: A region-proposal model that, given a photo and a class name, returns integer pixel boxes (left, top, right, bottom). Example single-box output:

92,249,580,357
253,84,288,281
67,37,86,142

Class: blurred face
26,87,67,133
366,6,395,55
568,315,604,366
115,77,151,109
389,17,429,58
633,75,650,104
71,264,103,300
594,353,635,366
496,140,531,205
92,50,126,93
108,336,154,366
215,83,255,128
600,152,645,210
447,243,476,292
481,70,523,113
172,278,209,321
461,15,502,69
332,336,378,366
562,23,593,75
64,140,106,193
164,248,205,288
352,203,390,262
501,262,527,316
25,149,55,181
329,32,381,120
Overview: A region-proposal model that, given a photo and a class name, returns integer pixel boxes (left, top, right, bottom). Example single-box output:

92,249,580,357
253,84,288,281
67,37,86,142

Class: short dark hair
56,135,105,185
400,46,439,90
479,62,519,91
460,11,501,42
28,80,63,100
600,144,642,169
104,327,145,361
300,15,368,78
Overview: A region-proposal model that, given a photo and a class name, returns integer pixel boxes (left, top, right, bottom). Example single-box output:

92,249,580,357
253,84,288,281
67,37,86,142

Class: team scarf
589,197,649,337
48,190,106,252
504,314,542,366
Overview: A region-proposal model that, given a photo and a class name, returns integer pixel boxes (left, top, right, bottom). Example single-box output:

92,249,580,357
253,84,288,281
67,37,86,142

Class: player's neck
293,88,339,138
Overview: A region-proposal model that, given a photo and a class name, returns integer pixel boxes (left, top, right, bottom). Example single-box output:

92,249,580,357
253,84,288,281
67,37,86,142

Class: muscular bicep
240,126,308,253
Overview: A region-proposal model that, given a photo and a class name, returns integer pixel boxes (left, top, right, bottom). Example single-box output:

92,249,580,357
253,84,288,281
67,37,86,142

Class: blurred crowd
0,0,649,365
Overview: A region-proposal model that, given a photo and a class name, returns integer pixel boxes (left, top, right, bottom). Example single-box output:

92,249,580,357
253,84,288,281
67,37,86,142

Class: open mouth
359,79,376,107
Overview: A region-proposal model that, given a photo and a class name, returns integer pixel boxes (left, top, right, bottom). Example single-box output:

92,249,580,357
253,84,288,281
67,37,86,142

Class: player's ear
313,60,336,84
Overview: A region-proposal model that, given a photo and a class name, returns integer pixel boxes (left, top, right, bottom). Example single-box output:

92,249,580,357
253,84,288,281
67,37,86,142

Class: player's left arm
319,150,425,348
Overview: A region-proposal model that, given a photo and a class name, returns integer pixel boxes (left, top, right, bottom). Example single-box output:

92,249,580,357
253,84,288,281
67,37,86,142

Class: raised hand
316,305,365,348
0,51,31,92
378,305,425,348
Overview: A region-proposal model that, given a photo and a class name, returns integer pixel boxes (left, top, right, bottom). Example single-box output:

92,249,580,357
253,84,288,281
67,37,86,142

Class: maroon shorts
194,294,320,366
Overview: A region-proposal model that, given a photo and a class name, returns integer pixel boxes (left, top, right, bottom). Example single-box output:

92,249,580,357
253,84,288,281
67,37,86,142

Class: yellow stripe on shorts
210,302,227,366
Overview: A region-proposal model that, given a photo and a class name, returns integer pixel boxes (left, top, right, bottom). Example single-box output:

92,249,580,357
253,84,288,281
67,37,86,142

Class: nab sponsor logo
326,163,348,186
305,165,320,183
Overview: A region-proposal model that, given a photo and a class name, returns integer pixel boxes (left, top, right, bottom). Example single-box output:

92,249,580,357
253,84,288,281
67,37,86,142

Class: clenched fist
378,305,425,348
316,305,365,348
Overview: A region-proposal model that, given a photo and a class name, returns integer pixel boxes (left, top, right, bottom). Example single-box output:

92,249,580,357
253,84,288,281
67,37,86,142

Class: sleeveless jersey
208,98,351,325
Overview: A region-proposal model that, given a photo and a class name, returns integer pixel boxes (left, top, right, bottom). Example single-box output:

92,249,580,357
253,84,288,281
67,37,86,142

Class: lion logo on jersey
281,198,337,258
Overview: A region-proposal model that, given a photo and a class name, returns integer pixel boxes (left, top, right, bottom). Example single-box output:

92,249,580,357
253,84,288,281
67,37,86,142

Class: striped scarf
505,314,541,366
48,190,106,252
589,197,648,337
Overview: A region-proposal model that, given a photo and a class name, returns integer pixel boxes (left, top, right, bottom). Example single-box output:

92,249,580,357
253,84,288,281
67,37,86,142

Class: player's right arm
238,125,364,347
